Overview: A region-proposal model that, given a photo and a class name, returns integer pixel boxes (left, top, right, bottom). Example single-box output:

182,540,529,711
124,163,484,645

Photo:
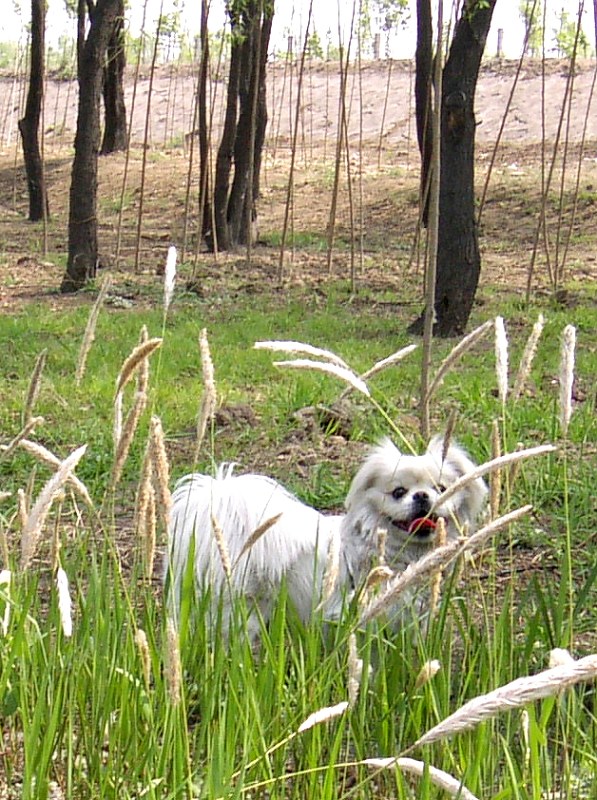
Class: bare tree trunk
61,0,121,293
101,0,128,154
205,0,273,252
410,0,496,337
415,0,433,226
18,0,49,222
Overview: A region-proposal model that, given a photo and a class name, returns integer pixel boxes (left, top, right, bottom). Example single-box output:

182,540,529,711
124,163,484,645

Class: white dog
165,436,487,638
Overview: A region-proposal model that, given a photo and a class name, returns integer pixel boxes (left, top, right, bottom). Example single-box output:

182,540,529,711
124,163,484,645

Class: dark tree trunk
100,0,128,154
61,0,121,293
415,0,433,226
205,0,272,252
410,0,497,337
18,0,49,222
198,0,211,239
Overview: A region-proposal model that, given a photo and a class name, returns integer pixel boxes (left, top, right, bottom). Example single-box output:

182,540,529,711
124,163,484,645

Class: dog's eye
391,487,407,500
438,484,447,493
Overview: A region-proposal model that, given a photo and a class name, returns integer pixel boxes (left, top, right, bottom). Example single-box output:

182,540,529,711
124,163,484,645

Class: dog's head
345,436,487,555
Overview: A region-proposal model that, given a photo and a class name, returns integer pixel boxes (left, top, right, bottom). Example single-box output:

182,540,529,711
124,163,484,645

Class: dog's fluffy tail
165,467,340,622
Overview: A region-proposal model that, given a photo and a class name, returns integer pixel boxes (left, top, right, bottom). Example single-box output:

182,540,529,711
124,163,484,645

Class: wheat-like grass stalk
432,445,556,512
410,652,597,749
273,359,370,397
359,506,532,625
149,416,172,532
427,320,494,400
111,388,149,489
23,349,47,425
297,701,349,733
211,513,232,580
363,757,479,800
415,659,442,690
195,328,217,459
18,440,92,507
429,517,447,617
17,488,29,532
338,344,417,399
348,633,363,708
115,338,162,397
163,245,177,313
559,324,576,437
165,617,182,706
1,416,45,460
139,484,156,580
76,274,112,386
231,513,283,572
512,313,545,401
135,628,152,690
494,315,509,405
0,569,11,635
56,567,73,637
318,525,341,610
20,444,87,571
255,340,351,369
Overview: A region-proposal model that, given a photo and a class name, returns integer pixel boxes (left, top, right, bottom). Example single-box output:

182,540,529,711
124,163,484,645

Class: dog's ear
345,438,402,510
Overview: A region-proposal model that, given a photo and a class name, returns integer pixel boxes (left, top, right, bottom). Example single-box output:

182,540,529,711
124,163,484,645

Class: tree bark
410,0,497,337
18,0,49,222
100,0,128,154
61,0,121,293
205,0,272,252
415,0,433,226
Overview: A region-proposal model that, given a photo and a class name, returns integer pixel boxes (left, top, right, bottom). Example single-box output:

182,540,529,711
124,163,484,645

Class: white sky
1,1,594,59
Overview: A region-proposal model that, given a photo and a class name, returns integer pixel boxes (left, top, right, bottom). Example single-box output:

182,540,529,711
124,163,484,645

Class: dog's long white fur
166,436,487,638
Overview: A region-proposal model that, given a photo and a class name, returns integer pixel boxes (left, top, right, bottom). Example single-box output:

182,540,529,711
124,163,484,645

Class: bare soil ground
1,59,597,314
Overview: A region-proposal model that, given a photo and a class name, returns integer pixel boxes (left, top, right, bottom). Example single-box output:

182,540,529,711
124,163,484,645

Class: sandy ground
1,59,596,151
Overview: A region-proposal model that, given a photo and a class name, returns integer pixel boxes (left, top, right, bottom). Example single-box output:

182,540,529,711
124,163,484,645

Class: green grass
0,278,596,798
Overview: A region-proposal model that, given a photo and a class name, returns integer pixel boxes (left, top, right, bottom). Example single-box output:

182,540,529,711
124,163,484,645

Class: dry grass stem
115,338,162,397
494,315,509,405
512,314,545,401
76,275,112,386
363,758,479,800
339,344,417,398
56,567,73,637
318,526,341,610
232,513,283,572
19,439,93,507
1,416,45,460
412,653,597,749
297,701,349,733
559,324,576,437
432,445,556,512
211,513,232,580
163,245,177,312
0,522,8,569
21,444,87,571
149,416,172,531
23,349,47,425
273,359,370,397
348,633,363,707
255,340,350,369
441,411,458,463
490,420,502,519
427,320,494,400
196,328,217,457
165,617,182,706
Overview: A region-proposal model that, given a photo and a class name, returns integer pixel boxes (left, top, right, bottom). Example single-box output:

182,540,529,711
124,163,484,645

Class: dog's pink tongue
408,517,437,535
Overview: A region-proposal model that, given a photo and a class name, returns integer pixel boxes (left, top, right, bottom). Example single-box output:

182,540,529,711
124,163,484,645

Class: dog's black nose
412,491,431,515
